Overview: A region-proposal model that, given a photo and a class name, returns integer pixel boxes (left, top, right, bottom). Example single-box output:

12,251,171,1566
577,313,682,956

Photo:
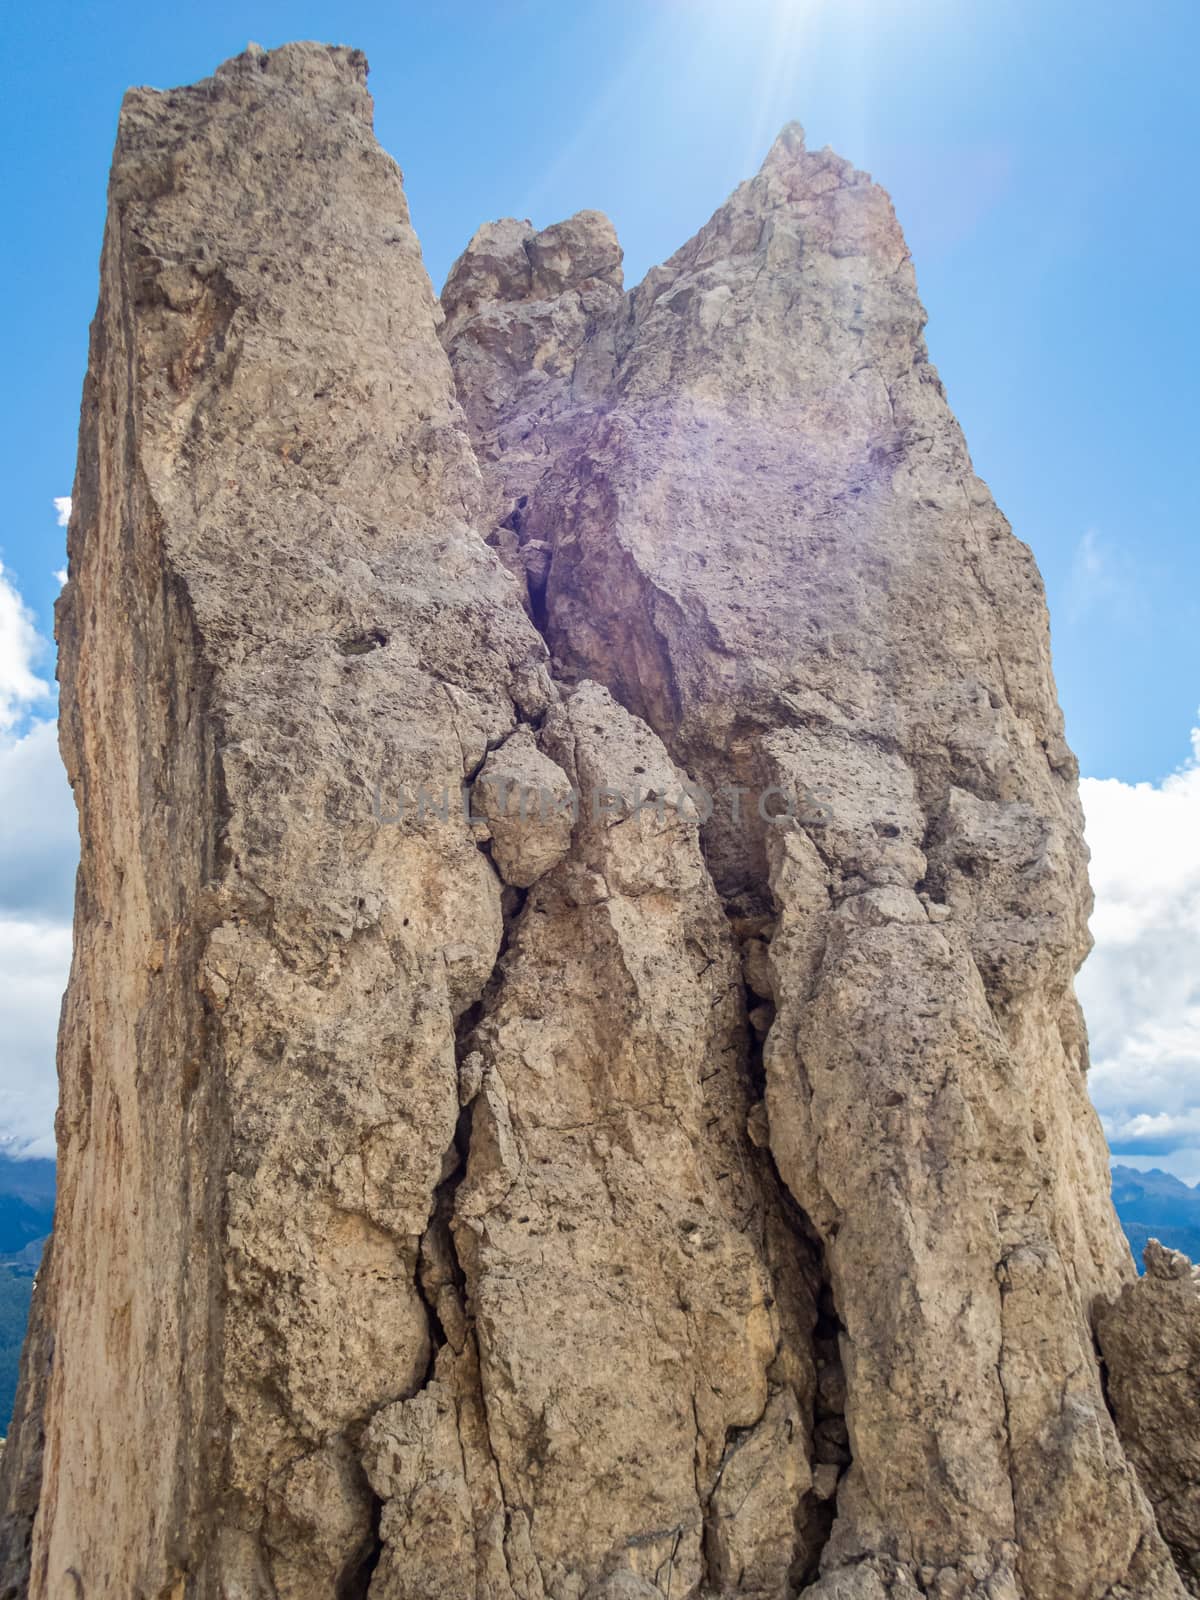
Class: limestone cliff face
1,39,1196,1600
441,127,1193,1599
7,42,553,1599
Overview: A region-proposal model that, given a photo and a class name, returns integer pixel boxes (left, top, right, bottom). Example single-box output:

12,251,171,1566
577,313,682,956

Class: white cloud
0,916,72,1158
54,569,68,587
1104,1110,1200,1151
0,714,75,1155
0,718,77,922
0,560,51,733
0,723,74,1153
53,496,72,528
0,555,75,1153
1080,723,1200,1182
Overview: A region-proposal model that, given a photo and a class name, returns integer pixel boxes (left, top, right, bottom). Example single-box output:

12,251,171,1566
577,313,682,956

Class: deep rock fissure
415,1100,476,1372
740,957,847,1584
335,1494,382,1600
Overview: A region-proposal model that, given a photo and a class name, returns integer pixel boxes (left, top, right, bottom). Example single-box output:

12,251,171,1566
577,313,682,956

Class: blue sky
0,0,1197,1173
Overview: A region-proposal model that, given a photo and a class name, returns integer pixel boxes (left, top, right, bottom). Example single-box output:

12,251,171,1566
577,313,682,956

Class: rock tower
2,42,1195,1600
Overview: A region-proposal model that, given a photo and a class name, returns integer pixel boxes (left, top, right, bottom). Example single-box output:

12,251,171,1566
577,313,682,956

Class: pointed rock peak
761,121,807,172
750,118,875,220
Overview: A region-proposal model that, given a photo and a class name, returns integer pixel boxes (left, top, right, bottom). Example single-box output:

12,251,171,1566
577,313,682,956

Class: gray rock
5,40,546,1600
474,725,575,886
447,116,1187,1600
1098,1242,1200,1593
2,39,1194,1600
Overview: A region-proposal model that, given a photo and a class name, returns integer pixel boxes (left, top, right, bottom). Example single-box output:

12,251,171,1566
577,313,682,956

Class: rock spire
1,41,1194,1600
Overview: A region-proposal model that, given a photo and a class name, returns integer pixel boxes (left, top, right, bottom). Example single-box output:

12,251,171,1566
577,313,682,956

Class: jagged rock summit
1,39,1196,1600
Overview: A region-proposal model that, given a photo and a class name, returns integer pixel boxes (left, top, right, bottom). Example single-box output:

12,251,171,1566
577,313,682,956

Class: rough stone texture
345,676,833,1600
441,211,624,605
1098,1242,1200,1594
7,42,551,1600
473,725,575,887
445,123,1192,1597
450,681,825,1598
3,42,1197,1600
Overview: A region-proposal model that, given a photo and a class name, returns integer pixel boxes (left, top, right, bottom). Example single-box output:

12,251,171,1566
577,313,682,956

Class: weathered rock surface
452,682,826,1597
353,678,830,1598
3,39,1197,1600
441,210,624,607
1098,1242,1200,1594
473,724,575,886
6,41,551,1600
445,122,1194,1597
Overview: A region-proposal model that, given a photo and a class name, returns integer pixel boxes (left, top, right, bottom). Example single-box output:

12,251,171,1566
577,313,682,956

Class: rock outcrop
442,121,1192,1599
7,41,552,1600
1,38,1196,1600
1098,1242,1200,1594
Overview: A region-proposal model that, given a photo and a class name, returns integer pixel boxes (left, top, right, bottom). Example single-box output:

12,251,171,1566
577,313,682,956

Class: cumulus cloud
0,555,74,1152
53,496,72,528
0,719,77,922
0,916,71,1157
0,716,74,1153
1080,724,1200,1183
0,560,51,733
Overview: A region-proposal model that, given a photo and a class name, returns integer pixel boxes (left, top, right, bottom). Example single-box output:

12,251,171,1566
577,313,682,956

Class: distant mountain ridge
0,1155,54,1206
1111,1163,1200,1268
0,1154,54,1435
0,1154,54,1259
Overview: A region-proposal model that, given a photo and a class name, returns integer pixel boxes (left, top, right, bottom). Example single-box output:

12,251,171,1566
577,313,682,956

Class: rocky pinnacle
0,40,1195,1600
